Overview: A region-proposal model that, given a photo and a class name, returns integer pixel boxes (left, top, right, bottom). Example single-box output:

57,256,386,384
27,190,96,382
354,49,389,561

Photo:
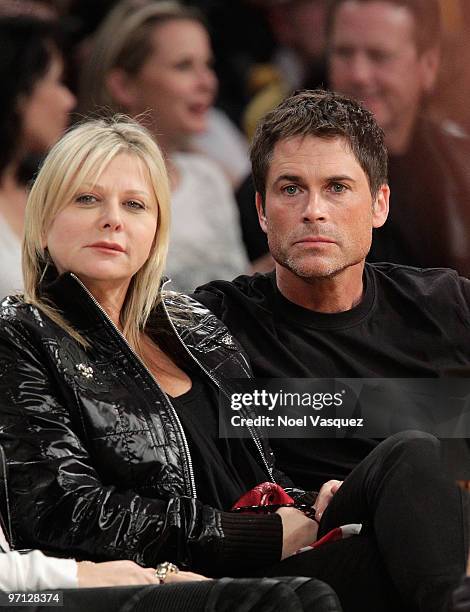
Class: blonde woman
79,0,249,292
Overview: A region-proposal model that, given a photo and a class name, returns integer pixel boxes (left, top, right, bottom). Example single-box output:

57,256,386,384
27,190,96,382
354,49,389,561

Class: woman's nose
198,65,217,95
62,86,76,113
100,202,123,231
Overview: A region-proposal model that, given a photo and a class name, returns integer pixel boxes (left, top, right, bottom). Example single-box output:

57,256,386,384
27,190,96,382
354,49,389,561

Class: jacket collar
39,266,116,334
38,267,205,351
38,266,252,385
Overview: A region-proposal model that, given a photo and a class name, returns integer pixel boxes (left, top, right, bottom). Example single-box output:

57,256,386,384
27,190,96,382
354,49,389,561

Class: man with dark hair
250,89,388,204
194,91,470,612
193,89,470,490
191,88,470,611
327,0,470,274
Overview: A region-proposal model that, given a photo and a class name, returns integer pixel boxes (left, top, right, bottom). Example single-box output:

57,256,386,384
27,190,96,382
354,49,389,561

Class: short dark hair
327,0,441,54
0,16,61,180
250,89,388,203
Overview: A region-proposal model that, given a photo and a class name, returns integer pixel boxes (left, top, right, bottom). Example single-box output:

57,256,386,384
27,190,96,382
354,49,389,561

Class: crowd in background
2,0,470,299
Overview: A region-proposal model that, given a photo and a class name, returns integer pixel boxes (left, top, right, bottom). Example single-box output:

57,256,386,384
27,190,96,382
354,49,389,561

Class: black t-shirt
171,371,269,509
193,263,470,490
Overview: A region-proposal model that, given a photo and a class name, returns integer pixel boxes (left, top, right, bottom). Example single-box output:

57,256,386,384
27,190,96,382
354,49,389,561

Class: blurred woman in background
80,0,249,292
0,16,76,300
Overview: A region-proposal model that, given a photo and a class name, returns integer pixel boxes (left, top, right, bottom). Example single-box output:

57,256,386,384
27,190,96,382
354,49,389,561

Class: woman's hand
314,480,343,522
77,560,209,588
276,506,319,560
164,570,210,584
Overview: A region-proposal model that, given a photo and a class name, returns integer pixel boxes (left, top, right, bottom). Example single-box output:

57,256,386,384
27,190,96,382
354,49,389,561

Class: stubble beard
269,236,367,282
284,251,346,280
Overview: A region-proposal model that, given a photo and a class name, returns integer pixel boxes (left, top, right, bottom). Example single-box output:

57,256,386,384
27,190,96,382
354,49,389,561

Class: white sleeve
0,551,78,591
191,108,250,187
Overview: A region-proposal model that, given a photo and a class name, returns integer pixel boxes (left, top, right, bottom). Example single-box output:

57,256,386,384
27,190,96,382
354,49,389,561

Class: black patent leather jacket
0,272,304,573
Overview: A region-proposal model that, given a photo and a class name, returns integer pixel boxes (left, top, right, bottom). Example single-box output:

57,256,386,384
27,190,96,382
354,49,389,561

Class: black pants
252,431,468,612
0,576,341,612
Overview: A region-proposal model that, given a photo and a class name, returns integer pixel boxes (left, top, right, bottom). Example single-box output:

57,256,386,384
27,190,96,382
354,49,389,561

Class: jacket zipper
161,291,275,483
70,275,197,498
0,446,13,549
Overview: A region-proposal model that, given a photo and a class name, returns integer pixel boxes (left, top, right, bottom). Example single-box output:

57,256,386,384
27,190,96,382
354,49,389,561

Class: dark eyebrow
327,175,356,184
273,174,304,186
272,174,357,186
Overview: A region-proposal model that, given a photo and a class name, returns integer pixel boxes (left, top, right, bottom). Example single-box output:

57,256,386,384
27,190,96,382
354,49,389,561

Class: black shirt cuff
217,511,282,574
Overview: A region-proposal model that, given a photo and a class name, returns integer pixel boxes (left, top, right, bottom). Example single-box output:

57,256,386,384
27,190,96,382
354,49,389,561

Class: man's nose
303,192,328,223
347,52,373,87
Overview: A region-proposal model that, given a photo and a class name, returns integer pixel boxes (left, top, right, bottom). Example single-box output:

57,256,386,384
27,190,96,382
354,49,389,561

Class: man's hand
276,506,319,559
314,480,343,522
77,560,209,587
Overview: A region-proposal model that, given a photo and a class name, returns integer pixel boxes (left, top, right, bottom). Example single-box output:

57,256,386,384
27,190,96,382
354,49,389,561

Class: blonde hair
79,0,205,115
23,115,171,352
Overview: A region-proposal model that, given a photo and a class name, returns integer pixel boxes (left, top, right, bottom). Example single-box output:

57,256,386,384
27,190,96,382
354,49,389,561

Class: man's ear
372,184,390,229
419,46,440,94
255,192,268,233
105,68,140,111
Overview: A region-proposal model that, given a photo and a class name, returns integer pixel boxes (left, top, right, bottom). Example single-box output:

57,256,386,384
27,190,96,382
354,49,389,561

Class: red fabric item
232,482,294,510
232,482,362,554
232,482,317,549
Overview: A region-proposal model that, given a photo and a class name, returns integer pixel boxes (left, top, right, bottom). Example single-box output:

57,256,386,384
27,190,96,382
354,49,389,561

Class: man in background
328,0,470,275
